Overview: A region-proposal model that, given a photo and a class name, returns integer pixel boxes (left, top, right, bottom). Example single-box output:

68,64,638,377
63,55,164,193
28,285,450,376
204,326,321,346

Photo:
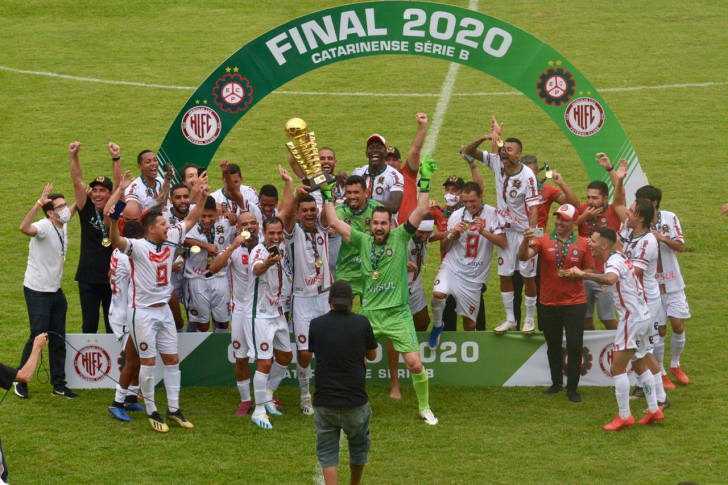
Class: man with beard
564,227,665,430
209,211,261,417
573,153,627,330
463,119,540,334
108,174,209,433
382,113,428,225
324,155,439,425
352,135,404,214
163,184,193,329
69,141,122,334
428,182,506,349
125,150,165,212
278,166,332,416
183,196,236,333
248,217,294,429
635,185,691,388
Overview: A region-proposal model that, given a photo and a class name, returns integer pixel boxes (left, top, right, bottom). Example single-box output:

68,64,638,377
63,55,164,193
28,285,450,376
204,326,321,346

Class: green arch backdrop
157,1,645,195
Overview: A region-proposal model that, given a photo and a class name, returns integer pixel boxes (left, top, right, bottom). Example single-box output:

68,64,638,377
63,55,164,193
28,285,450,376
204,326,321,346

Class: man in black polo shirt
308,281,377,485
69,141,121,333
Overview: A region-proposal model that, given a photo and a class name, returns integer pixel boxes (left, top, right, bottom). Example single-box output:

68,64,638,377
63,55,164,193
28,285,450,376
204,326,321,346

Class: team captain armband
403,221,417,234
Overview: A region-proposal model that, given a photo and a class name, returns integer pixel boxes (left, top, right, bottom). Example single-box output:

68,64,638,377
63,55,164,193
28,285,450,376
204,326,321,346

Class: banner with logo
66,331,636,389
157,1,645,199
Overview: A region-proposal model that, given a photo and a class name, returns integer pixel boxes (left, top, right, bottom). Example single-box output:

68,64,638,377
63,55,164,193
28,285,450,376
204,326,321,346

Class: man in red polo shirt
573,154,627,330
519,204,594,403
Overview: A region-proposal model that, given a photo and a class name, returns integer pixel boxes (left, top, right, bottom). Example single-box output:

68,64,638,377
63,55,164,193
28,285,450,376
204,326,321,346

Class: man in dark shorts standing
309,281,377,485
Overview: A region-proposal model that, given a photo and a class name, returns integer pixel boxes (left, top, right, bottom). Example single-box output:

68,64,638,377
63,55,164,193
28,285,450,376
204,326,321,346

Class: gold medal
463,222,471,232
545,170,553,179
315,258,324,268
241,230,251,240
102,237,111,247
497,139,504,148
372,270,380,280
62,256,67,264
190,245,201,254
206,256,214,264
557,268,564,277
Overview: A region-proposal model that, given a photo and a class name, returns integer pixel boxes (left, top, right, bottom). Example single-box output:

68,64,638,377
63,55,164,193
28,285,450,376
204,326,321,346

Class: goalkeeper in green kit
323,154,439,425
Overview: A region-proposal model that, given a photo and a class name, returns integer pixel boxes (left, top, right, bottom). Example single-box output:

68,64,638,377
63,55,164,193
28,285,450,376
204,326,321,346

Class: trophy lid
285,118,307,139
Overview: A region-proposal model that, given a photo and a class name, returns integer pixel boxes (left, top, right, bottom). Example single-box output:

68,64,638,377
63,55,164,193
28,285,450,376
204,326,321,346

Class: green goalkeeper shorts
360,305,419,354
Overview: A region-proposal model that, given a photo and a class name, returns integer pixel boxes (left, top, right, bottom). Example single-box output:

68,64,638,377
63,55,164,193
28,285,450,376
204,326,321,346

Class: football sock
431,296,446,328
501,292,515,322
139,365,157,414
411,369,430,412
237,379,251,402
267,362,288,393
253,371,269,412
654,372,667,402
671,331,686,367
614,373,631,419
114,384,127,405
525,296,537,320
638,371,658,413
213,325,228,334
164,364,181,413
297,364,311,399
654,338,666,375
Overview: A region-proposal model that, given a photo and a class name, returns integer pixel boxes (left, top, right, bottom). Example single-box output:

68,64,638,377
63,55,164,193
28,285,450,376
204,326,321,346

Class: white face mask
444,194,460,207
55,207,71,224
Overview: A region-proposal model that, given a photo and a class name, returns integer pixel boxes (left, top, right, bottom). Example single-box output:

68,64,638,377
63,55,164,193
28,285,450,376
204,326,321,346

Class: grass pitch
0,0,727,483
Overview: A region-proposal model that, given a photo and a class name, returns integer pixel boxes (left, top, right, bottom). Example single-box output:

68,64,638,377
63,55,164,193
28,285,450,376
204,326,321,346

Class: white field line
0,66,725,97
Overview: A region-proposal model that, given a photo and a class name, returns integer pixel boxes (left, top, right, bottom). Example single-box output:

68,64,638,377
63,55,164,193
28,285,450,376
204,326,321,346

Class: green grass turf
0,0,727,483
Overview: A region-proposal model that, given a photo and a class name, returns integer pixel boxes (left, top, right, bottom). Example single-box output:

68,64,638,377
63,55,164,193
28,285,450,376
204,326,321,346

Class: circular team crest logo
181,106,221,145
74,345,111,382
661,224,669,233
386,248,393,257
565,97,605,137
600,217,607,224
213,73,254,114
317,236,324,245
375,186,384,195
139,342,148,351
498,257,504,266
190,309,199,317
572,249,579,256
218,236,225,244
509,189,518,198
536,67,576,106
434,279,440,285
233,340,241,349
561,346,593,377
260,342,270,352
297,334,307,344
599,343,634,378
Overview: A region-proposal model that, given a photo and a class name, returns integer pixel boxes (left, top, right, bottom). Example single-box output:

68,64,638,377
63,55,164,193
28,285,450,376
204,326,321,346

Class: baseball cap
385,146,401,159
366,134,386,147
329,280,353,307
553,204,577,221
442,175,465,189
89,175,113,191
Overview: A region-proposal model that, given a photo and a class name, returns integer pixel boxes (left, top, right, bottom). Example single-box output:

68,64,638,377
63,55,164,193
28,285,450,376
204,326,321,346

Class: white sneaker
522,318,536,335
300,397,314,416
419,409,439,426
494,320,517,334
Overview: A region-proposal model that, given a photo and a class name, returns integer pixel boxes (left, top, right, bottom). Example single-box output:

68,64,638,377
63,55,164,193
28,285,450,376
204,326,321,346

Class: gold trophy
284,118,335,191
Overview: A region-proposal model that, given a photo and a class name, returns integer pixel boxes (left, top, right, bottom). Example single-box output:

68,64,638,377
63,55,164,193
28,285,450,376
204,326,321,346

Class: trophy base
305,172,336,192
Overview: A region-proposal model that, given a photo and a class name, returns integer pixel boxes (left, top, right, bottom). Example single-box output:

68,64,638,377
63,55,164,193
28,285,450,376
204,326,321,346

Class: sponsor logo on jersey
536,66,576,106
305,274,324,287
661,224,669,234
512,179,522,188
74,345,111,383
181,106,221,145
564,97,605,137
212,72,254,114
367,282,395,294
377,176,384,185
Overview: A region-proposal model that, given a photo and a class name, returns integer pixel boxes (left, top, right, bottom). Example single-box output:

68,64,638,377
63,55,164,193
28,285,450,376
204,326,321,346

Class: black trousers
20,286,68,388
538,303,587,390
443,285,487,331
79,282,112,334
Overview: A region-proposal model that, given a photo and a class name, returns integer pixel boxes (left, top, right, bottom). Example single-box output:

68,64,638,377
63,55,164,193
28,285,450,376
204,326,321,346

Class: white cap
553,204,577,221
366,133,386,147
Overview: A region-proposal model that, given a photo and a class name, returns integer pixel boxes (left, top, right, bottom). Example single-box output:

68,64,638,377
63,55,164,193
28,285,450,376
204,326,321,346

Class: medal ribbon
141,176,159,198
414,242,425,280
370,241,386,272
197,223,215,245
304,228,321,275
553,232,574,270
222,189,238,213
366,167,386,199
460,205,486,227
52,224,66,260
94,209,109,241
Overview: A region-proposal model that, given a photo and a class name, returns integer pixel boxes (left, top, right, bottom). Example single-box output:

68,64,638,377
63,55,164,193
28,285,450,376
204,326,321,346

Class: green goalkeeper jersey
335,199,383,295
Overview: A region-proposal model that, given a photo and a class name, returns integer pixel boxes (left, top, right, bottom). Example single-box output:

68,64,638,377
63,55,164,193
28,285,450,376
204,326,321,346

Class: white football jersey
250,244,286,318
229,244,256,316
604,251,651,323
283,219,332,297
652,210,686,293
125,175,165,211
407,238,429,288
109,248,131,326
184,219,236,279
124,224,186,308
442,205,504,284
352,165,404,204
480,153,539,231
619,228,660,303
212,186,259,216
